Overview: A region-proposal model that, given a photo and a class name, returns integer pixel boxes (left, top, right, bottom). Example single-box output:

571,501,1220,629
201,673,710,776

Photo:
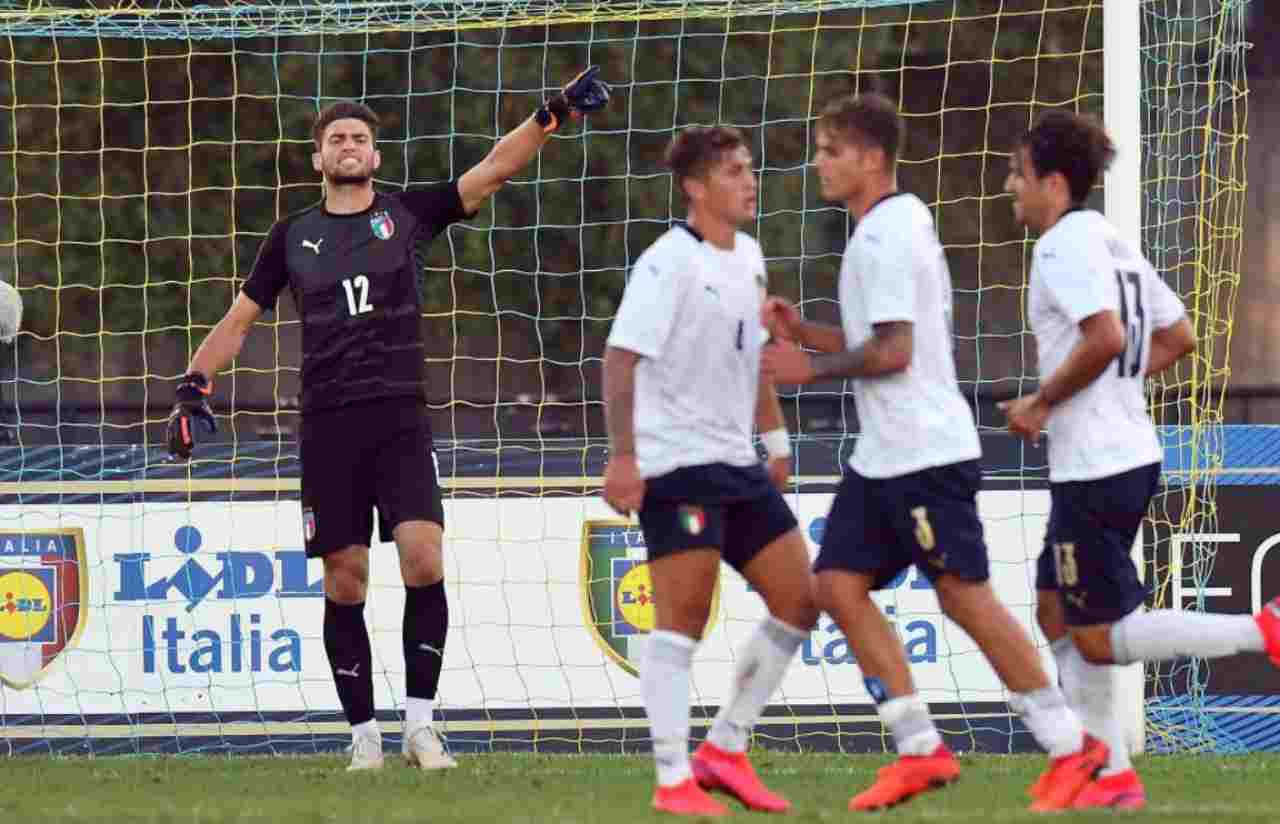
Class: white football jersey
606,225,768,479
839,193,981,478
1028,209,1185,482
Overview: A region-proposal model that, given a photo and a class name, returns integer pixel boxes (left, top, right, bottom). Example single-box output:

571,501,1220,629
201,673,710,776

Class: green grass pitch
9,752,1279,822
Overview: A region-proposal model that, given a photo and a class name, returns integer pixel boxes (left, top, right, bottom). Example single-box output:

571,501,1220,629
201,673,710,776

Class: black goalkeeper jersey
242,183,473,413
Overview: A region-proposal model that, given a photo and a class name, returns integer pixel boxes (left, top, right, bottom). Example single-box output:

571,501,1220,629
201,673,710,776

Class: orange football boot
652,777,731,818
1028,734,1109,812
1072,769,1146,810
848,745,960,812
692,741,790,813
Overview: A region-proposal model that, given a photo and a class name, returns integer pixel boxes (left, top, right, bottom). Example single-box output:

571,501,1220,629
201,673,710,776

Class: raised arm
457,66,611,215
456,118,550,216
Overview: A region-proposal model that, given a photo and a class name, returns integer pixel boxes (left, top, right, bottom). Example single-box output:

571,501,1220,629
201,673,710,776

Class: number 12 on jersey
1115,270,1144,377
342,275,374,316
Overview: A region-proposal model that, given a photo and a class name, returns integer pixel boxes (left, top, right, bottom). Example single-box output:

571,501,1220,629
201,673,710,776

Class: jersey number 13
1115,270,1144,377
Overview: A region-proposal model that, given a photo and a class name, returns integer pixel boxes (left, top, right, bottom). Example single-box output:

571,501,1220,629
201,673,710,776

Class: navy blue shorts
1036,462,1159,626
813,460,988,588
638,463,798,572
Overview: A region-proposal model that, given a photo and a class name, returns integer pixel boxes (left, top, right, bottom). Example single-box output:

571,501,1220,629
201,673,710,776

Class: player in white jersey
602,125,819,818
1002,109,1280,810
762,94,1105,812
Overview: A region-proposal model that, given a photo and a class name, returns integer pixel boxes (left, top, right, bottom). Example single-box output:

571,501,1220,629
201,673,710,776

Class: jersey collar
854,191,909,230
676,222,704,243
868,190,908,213
1048,204,1089,229
321,192,382,218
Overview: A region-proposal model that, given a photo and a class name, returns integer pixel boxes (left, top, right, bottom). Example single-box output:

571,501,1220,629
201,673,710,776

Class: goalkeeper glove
166,372,216,461
536,65,612,133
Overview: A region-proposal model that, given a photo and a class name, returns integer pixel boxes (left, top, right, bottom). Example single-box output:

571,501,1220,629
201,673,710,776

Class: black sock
404,581,448,700
324,598,375,726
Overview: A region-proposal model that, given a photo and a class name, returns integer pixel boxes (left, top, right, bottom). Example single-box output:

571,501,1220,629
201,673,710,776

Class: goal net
0,0,1246,755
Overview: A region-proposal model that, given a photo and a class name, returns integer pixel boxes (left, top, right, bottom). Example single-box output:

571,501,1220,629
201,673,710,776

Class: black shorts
813,460,988,588
1036,462,1159,626
637,463,798,573
299,398,444,558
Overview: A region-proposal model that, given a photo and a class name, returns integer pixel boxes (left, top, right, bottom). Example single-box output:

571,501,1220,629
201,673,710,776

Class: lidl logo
0,529,87,689
0,570,54,642
580,520,718,676
613,561,655,634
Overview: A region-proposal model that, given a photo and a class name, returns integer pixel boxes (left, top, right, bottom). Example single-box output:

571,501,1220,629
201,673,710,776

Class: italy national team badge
677,504,706,536
579,520,719,676
0,529,87,689
369,209,395,240
302,507,317,542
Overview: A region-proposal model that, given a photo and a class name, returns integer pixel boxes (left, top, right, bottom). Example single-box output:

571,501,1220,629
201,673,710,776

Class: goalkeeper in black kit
166,67,610,771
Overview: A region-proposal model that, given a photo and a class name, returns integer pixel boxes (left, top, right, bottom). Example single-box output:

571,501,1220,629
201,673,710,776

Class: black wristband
536,94,572,132
176,371,211,402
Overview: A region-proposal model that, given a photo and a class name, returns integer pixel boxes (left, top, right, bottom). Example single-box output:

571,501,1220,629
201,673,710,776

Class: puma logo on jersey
301,238,324,255
703,284,720,299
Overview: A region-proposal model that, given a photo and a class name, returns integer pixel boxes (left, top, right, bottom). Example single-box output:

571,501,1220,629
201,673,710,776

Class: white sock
1011,686,1084,759
643,629,697,787
878,694,942,756
707,616,808,753
1054,638,1130,775
1050,637,1080,706
1110,610,1264,665
406,697,434,731
352,718,380,740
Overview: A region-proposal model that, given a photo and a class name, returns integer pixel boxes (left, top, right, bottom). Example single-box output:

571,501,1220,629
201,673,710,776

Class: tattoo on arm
810,321,910,381
811,346,870,381
796,319,846,354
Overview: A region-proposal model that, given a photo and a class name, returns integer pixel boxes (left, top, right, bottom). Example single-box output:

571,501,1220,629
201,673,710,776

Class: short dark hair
312,101,380,150
1019,110,1115,204
663,125,748,196
817,93,902,169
